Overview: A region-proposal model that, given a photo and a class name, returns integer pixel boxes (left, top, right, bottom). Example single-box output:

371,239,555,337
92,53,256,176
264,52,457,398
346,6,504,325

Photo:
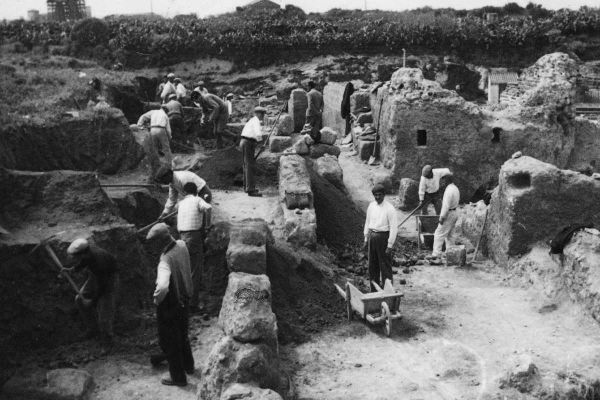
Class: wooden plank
372,282,383,292
348,284,365,317
334,284,346,300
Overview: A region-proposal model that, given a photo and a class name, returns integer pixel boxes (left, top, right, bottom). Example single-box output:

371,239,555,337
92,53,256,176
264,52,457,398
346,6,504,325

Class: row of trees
1,6,599,67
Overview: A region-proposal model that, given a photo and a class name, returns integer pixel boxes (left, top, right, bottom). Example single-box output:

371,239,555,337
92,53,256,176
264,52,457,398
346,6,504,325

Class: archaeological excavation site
2,7,600,399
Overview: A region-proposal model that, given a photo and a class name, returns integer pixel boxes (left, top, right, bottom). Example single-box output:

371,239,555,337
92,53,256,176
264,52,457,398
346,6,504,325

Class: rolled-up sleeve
387,205,398,248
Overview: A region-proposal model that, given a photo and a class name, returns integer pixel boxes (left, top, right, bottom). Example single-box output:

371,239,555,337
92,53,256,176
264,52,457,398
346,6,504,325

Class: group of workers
364,165,460,290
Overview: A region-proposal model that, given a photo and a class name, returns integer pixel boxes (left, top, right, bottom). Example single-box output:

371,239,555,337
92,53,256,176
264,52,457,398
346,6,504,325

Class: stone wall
322,82,347,137
0,108,144,174
486,156,600,265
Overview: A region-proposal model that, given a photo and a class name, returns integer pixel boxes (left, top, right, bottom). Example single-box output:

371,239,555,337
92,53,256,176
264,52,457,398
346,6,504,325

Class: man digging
363,184,398,292
418,165,452,215
431,173,460,259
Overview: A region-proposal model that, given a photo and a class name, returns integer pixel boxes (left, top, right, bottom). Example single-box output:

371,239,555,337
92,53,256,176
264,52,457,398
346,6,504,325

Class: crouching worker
177,182,212,312
146,223,194,387
64,238,119,345
363,184,398,292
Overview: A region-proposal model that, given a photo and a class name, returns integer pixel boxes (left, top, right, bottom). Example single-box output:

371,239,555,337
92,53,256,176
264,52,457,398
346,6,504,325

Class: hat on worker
146,223,171,241
168,93,177,100
226,93,234,99
254,106,267,114
67,238,89,255
371,184,385,194
167,73,175,78
174,78,181,83
422,165,433,177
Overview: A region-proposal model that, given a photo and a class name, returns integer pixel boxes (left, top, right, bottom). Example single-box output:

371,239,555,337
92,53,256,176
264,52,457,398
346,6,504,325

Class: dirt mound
267,243,345,344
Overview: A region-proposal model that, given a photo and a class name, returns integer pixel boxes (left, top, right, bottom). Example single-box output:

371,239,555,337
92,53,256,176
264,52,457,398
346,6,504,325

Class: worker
137,106,173,167
418,165,452,215
174,78,187,102
240,106,266,197
164,94,184,142
63,238,119,345
160,73,177,103
155,166,212,218
177,182,212,312
363,184,398,292
193,81,209,96
431,173,460,258
305,81,324,143
195,91,230,149
146,223,194,386
156,75,168,102
225,93,234,117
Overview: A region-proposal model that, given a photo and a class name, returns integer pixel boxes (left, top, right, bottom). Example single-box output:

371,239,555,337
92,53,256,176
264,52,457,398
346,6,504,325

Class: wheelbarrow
334,279,404,336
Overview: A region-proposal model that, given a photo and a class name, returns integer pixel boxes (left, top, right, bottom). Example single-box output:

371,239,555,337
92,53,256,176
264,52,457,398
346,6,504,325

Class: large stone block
314,155,344,190
292,137,309,155
199,336,289,400
226,244,267,275
229,219,273,247
279,155,313,210
486,156,600,265
2,368,94,400
218,272,277,344
356,139,376,161
397,178,419,211
350,91,371,113
309,144,341,159
445,245,466,266
287,88,307,133
319,127,338,145
276,114,294,136
269,136,293,153
220,384,284,400
356,112,373,125
282,207,317,249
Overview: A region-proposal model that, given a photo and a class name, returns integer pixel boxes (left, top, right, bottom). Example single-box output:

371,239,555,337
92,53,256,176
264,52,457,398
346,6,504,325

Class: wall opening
492,127,502,143
507,172,531,189
417,129,427,146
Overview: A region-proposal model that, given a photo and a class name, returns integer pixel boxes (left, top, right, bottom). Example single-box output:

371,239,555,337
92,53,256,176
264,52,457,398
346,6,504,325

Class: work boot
161,378,187,387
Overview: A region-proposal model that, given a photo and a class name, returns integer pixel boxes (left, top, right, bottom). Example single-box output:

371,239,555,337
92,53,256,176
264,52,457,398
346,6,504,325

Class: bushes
70,18,109,48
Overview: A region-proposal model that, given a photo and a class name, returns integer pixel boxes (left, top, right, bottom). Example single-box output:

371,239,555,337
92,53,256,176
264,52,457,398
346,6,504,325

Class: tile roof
489,72,519,85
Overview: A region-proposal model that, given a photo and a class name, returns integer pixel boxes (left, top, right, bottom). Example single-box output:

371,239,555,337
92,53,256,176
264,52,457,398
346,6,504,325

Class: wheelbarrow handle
397,198,430,229
137,211,178,234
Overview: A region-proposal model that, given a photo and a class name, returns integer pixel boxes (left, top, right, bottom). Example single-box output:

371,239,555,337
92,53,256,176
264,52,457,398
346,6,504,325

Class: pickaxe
137,210,178,235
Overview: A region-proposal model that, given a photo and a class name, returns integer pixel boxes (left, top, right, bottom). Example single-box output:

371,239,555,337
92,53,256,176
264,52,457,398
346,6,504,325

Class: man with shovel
62,238,119,345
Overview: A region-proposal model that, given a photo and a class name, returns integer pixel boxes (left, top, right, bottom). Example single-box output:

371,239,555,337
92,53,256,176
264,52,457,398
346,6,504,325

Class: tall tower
47,0,86,21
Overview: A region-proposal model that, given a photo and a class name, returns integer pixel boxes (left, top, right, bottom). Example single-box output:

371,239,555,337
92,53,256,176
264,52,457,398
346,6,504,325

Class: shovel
137,210,178,235
368,96,385,166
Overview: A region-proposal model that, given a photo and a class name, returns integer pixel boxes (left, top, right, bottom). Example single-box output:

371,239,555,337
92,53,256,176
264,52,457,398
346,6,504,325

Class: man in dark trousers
363,184,398,291
305,81,324,143
64,238,119,345
239,106,266,197
195,91,230,149
164,93,185,143
147,223,194,387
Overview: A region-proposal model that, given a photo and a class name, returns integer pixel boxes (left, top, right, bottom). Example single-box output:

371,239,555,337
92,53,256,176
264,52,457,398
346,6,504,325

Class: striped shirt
177,194,212,232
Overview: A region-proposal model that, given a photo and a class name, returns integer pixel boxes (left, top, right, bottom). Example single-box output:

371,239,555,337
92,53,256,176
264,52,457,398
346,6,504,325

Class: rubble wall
0,108,144,174
567,119,600,172
486,156,600,265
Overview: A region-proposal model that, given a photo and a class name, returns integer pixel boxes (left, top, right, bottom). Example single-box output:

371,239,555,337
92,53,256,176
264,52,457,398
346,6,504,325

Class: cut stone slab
445,245,466,266
319,127,338,145
279,154,313,210
2,368,94,400
397,178,419,211
314,154,344,190
356,139,377,161
288,88,307,132
282,206,317,249
218,272,277,344
226,244,267,275
276,114,294,136
356,112,373,125
269,136,293,153
220,384,284,400
309,144,341,159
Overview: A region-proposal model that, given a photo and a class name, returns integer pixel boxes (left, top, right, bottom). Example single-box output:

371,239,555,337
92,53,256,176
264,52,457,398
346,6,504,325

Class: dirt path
283,152,600,400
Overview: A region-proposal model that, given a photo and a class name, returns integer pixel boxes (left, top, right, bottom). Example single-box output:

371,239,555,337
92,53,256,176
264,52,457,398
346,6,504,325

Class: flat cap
422,165,433,177
254,106,267,113
146,223,171,241
167,72,175,78
67,238,89,255
168,93,177,100
371,184,385,194
226,93,235,99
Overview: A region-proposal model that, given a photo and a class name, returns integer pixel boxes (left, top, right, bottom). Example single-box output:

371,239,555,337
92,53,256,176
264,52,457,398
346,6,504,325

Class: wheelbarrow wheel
345,284,353,321
381,302,391,337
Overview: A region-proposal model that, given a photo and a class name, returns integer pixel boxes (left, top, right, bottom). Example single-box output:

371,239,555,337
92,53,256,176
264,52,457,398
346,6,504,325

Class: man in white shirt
240,106,266,197
432,173,461,258
155,167,212,218
419,165,451,215
160,73,177,103
363,184,398,291
174,78,187,102
177,182,212,312
146,223,194,387
137,106,173,168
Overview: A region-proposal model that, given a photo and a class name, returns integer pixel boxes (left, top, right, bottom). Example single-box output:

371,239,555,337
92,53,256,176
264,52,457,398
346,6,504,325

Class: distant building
47,0,86,21
486,13,498,23
27,9,40,22
241,0,281,12
85,6,92,17
488,70,519,104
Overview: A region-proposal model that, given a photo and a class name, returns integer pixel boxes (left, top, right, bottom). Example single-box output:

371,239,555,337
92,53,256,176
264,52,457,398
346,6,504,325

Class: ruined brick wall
486,156,600,265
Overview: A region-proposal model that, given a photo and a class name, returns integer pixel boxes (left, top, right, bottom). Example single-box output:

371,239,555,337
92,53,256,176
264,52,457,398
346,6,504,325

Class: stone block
218,272,277,344
356,139,376,161
199,336,289,400
445,245,466,266
279,155,313,209
226,244,266,275
288,88,307,132
309,144,341,159
319,127,338,145
282,207,317,249
229,219,273,247
276,114,294,136
350,91,371,113
292,137,309,155
500,354,539,394
398,178,419,211
2,368,94,400
269,136,292,153
314,154,344,190
220,384,284,400
356,112,373,125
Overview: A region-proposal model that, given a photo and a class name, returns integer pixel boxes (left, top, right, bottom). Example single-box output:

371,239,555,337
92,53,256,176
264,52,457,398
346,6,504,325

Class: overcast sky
0,0,595,21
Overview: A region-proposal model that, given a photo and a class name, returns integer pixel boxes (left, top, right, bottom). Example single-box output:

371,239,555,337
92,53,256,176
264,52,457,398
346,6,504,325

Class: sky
0,0,595,21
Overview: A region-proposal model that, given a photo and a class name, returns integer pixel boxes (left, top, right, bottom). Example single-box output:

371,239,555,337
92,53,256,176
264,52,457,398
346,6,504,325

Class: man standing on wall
431,173,460,258
363,184,398,292
160,73,177,104
239,106,266,197
418,165,452,215
306,81,324,144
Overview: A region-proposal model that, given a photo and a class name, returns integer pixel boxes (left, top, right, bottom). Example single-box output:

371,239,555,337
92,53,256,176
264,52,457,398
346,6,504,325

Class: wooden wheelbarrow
334,279,404,337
